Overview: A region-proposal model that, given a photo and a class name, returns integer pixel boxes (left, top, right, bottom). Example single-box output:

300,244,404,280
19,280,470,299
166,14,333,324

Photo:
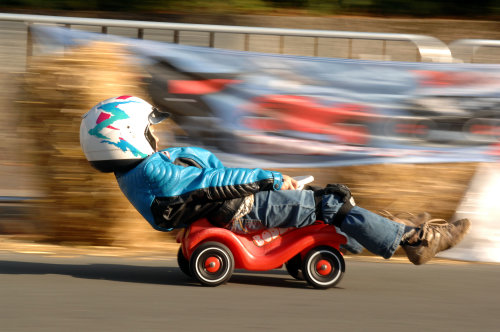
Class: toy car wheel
190,242,234,287
302,246,345,289
177,247,192,277
285,254,303,280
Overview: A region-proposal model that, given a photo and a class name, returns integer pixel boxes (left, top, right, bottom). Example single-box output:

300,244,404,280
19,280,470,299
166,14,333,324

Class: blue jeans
240,190,405,259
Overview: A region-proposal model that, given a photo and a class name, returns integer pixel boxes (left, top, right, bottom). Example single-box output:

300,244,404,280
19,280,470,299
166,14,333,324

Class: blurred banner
31,25,500,168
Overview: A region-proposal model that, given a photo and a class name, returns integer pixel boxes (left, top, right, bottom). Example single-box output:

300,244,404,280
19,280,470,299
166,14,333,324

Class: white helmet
80,96,170,172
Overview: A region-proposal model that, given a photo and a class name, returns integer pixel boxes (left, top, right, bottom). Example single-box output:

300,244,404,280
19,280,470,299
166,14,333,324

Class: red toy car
176,218,347,289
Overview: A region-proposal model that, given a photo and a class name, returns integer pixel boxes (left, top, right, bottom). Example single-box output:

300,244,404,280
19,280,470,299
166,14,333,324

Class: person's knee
312,184,356,227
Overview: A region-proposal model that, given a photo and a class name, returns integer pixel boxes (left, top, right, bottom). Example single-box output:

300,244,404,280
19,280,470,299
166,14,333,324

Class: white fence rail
450,39,500,63
3,13,500,64
0,12,453,63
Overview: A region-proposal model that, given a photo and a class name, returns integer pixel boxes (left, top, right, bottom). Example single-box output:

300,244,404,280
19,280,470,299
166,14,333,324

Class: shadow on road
0,259,328,289
230,271,343,289
0,260,195,286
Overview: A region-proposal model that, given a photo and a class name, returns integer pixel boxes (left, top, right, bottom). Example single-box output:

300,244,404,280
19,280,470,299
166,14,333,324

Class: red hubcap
316,259,332,276
205,256,221,273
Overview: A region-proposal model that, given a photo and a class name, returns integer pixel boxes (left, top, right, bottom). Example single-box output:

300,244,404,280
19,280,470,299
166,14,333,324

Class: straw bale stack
19,41,173,248
275,162,478,221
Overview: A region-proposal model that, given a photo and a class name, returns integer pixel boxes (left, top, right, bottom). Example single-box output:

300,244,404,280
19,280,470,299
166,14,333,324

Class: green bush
1,0,500,17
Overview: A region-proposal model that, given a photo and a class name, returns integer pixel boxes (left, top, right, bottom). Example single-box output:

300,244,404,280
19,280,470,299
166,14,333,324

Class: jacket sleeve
146,154,284,201
194,166,284,200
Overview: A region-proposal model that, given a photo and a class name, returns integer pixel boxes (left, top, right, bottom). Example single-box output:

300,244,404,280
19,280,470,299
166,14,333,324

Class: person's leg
242,190,317,229
336,228,365,254
241,190,471,264
242,190,404,258
321,194,405,258
321,192,471,264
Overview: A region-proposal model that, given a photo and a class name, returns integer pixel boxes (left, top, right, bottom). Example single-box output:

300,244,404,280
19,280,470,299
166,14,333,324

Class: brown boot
402,218,471,265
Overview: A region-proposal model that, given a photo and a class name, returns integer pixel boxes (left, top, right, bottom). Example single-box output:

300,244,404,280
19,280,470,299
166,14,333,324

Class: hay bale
18,41,173,248
273,162,478,220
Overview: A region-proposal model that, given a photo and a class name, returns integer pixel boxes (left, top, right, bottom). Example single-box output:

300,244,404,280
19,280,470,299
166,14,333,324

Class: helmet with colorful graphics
80,96,170,172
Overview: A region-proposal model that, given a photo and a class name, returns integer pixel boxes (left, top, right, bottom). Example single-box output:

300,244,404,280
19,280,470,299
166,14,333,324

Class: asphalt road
0,252,499,332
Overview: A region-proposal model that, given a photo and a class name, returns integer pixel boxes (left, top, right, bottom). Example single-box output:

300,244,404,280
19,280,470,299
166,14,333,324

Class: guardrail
0,12,453,63
0,196,38,234
449,39,500,63
0,196,33,204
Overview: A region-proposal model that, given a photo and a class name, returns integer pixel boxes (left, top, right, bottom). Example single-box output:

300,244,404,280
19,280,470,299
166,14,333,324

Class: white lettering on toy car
252,227,291,247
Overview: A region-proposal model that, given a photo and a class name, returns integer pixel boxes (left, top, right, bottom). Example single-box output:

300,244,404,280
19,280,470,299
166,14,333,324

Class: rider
80,96,471,265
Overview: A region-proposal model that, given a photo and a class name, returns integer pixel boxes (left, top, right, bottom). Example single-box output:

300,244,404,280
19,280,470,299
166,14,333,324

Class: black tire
285,254,303,280
177,247,192,277
190,242,234,287
302,246,345,289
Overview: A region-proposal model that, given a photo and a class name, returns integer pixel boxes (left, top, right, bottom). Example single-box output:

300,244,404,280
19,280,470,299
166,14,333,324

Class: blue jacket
115,147,283,231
